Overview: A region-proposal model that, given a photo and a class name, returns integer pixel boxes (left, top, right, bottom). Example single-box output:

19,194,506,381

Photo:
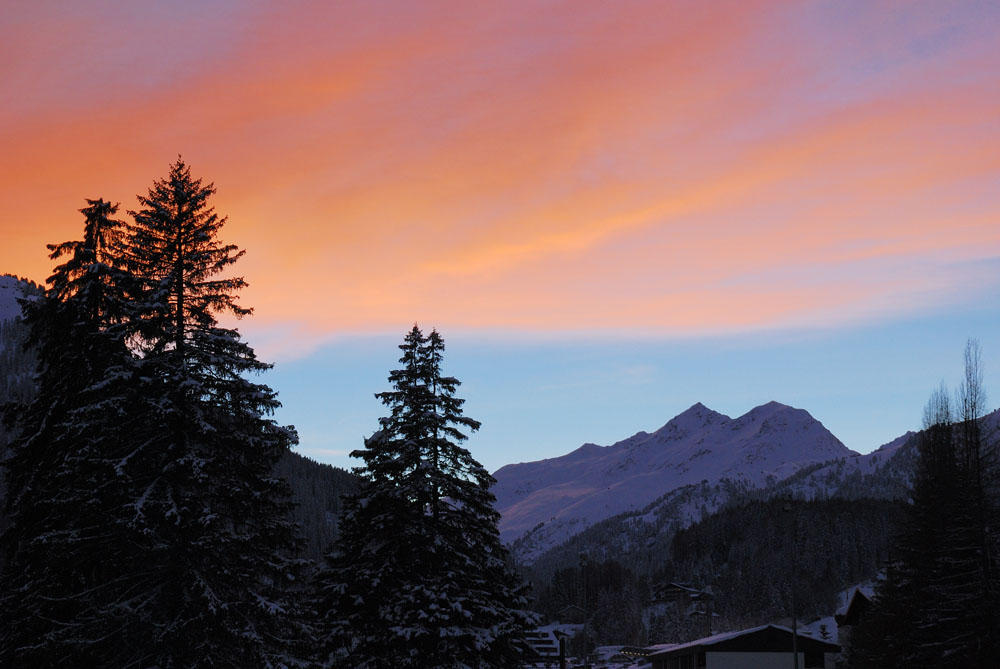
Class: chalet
524,623,579,662
555,603,586,624
652,582,714,618
646,624,840,669
650,581,717,637
834,586,873,649
620,644,666,661
524,629,561,659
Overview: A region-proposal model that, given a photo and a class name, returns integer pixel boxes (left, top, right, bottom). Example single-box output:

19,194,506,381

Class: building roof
621,643,676,659
835,586,875,626
647,624,840,659
655,581,714,600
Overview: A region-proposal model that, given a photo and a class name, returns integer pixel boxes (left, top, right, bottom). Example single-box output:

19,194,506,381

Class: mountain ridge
494,400,854,547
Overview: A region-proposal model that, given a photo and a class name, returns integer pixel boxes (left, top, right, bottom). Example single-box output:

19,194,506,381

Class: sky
2,1,999,472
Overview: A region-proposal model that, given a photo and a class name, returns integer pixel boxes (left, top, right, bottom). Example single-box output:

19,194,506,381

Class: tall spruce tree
852,344,1000,667
316,325,536,668
0,199,144,665
116,158,307,667
850,386,962,667
953,339,1000,662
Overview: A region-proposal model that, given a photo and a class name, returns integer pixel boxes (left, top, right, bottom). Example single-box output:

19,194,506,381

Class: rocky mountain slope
494,401,856,552
519,432,919,572
518,407,999,572
0,275,36,324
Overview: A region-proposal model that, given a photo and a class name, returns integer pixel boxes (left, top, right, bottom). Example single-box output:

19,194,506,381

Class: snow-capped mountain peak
493,401,853,548
652,402,727,439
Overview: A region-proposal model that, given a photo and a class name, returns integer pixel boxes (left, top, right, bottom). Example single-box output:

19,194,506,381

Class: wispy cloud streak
2,1,998,349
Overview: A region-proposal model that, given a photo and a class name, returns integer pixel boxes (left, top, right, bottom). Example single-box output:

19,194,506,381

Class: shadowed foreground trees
0,161,307,667
0,165,536,668
315,325,536,668
0,198,143,664
851,342,1000,668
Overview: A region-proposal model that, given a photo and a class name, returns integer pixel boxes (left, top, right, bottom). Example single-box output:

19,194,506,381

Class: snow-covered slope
0,275,27,322
494,401,854,545
762,431,917,501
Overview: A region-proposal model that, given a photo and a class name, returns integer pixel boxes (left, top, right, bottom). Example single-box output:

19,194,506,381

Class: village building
834,585,874,650
646,624,840,669
651,582,714,618
523,623,580,665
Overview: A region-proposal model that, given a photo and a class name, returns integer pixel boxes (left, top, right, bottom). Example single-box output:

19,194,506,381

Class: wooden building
652,582,714,617
834,586,873,651
647,624,840,669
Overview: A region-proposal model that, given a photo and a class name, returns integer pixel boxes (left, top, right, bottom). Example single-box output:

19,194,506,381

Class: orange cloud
1,1,998,352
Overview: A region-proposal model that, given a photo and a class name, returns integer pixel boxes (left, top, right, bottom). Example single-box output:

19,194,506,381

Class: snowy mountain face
0,275,27,323
493,401,855,548
762,431,918,502
511,409,1000,567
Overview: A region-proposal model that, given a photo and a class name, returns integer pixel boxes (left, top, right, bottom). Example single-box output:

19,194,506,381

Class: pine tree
855,386,966,668
316,325,536,668
952,339,999,662
113,158,308,667
0,198,145,664
851,354,1000,667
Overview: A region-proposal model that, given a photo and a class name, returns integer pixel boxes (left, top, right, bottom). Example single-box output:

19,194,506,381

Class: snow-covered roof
647,624,839,658
835,585,875,617
646,643,679,651
799,615,839,644
656,624,779,654
592,645,625,659
536,622,583,635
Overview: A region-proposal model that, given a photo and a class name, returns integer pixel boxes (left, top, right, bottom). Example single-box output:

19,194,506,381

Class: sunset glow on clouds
3,1,1000,352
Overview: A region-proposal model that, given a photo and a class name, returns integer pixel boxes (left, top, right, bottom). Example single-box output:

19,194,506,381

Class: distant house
555,603,586,624
646,624,840,669
651,582,714,618
620,643,675,663
524,629,561,659
589,645,633,666
649,581,717,638
834,586,874,650
524,623,579,661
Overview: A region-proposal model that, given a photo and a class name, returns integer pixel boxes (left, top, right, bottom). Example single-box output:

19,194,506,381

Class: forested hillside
517,425,918,648
526,495,905,647
664,497,905,623
276,452,359,560
522,429,916,588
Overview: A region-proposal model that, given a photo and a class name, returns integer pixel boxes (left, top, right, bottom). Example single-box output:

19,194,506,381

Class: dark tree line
533,557,647,649
850,341,1000,668
276,453,360,562
523,489,904,654
0,161,532,667
665,497,905,625
527,497,902,650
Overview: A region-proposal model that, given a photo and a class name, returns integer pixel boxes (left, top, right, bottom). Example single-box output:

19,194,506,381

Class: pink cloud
2,1,998,348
